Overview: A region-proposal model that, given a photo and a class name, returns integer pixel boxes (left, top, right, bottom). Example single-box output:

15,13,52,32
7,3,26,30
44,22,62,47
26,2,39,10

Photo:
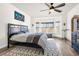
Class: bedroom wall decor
14,11,25,22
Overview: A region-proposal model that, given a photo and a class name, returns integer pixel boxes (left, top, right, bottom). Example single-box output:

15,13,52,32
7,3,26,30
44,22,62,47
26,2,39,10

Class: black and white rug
0,46,43,56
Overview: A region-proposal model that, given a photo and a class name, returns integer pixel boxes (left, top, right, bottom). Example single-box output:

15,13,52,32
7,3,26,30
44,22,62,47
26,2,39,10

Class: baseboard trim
0,46,7,53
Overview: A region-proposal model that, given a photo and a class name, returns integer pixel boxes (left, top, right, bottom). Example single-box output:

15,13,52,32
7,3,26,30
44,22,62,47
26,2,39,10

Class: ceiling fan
40,3,65,14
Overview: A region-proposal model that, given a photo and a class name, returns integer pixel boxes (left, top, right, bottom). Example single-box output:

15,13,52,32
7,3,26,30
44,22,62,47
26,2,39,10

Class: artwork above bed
14,11,25,22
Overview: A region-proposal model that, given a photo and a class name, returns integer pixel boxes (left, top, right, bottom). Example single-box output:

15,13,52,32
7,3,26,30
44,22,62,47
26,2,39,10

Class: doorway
71,15,79,51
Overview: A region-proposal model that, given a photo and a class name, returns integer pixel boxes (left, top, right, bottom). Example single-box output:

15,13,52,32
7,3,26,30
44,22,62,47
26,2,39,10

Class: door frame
71,15,79,32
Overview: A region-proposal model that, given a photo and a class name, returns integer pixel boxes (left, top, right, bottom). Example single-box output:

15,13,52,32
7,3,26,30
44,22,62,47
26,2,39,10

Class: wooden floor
0,38,79,56
52,38,79,56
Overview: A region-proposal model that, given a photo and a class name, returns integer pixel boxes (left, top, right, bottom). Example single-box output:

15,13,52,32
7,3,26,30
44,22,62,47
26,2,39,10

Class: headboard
8,23,28,39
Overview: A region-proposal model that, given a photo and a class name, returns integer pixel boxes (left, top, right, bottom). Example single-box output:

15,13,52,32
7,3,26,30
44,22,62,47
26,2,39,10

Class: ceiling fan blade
54,9,62,13
40,9,49,12
55,3,65,8
45,3,50,7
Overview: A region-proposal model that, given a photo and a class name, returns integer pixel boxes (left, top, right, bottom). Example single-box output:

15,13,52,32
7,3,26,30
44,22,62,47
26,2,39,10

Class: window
36,22,40,28
36,22,54,28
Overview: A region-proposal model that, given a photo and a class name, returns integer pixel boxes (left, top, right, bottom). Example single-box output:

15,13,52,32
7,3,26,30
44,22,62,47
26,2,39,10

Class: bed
8,24,48,54
7,23,59,56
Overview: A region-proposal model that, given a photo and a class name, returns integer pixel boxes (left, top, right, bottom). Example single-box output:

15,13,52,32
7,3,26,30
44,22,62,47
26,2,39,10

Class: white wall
66,4,79,41
61,13,68,38
31,16,63,38
0,3,31,49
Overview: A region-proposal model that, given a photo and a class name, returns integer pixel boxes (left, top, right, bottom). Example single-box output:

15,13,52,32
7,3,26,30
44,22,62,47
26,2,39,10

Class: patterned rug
0,46,44,56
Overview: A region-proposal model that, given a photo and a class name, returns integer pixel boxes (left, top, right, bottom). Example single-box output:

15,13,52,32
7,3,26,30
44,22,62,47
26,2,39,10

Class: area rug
0,46,43,56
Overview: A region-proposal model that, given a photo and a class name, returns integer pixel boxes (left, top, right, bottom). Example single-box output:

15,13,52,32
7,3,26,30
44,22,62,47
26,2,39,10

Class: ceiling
12,3,78,18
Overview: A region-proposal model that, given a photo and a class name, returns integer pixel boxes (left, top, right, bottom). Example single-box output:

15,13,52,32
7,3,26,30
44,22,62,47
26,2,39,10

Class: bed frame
7,24,43,50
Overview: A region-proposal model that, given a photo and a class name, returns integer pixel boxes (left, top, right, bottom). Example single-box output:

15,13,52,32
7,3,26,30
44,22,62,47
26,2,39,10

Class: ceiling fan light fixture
49,9,56,14
40,3,65,13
